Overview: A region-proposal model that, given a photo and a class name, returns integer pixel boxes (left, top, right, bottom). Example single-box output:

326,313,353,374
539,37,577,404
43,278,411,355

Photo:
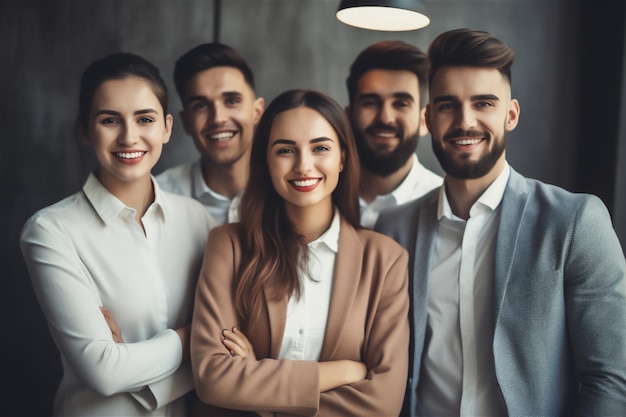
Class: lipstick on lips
113,150,147,164
289,177,321,192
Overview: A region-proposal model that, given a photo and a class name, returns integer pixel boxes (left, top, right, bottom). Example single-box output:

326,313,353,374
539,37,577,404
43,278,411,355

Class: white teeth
376,132,396,138
115,152,144,159
210,132,235,141
454,138,482,146
292,179,319,187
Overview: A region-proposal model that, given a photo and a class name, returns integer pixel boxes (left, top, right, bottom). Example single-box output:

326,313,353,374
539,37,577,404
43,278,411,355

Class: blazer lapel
263,284,288,359
319,217,361,361
493,168,529,323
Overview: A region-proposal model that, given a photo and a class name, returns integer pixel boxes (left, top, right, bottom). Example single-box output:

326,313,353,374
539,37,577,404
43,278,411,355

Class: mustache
444,129,486,140
365,122,401,136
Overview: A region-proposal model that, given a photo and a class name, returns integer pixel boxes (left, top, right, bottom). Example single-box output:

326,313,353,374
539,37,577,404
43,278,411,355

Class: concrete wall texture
1,1,624,415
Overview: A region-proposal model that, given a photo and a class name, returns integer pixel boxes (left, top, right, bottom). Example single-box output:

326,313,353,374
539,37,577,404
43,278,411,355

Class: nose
378,101,395,125
456,104,477,130
117,122,138,146
211,103,228,125
294,150,313,175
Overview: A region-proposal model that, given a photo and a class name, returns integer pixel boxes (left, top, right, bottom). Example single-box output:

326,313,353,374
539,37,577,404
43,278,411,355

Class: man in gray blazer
375,28,626,416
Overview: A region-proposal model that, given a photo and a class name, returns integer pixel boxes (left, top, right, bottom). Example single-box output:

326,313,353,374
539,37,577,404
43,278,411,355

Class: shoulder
155,161,197,193
377,187,439,228
350,225,409,261
160,190,216,229
21,192,86,238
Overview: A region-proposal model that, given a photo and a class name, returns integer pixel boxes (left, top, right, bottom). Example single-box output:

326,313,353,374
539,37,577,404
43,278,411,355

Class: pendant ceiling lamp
336,0,430,31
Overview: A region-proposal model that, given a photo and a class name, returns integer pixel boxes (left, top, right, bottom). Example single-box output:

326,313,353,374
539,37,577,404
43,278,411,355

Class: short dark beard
432,130,505,179
353,124,419,177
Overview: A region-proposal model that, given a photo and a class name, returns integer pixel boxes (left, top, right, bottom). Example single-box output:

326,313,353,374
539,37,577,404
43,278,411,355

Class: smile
451,138,483,146
289,178,321,191
114,151,146,159
210,131,235,141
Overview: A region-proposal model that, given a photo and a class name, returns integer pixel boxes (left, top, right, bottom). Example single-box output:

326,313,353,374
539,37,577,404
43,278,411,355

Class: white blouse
278,210,339,361
20,173,214,417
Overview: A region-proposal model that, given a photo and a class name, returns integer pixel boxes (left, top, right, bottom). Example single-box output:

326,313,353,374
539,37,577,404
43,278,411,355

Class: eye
393,100,411,109
190,101,207,111
225,96,242,106
436,102,457,112
138,117,155,124
100,117,118,125
475,101,494,108
313,145,331,152
276,148,295,155
359,99,378,108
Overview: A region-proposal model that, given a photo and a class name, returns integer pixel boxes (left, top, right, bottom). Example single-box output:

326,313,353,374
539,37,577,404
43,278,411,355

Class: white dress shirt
360,154,442,228
20,173,214,417
416,164,510,417
156,159,238,225
278,210,340,361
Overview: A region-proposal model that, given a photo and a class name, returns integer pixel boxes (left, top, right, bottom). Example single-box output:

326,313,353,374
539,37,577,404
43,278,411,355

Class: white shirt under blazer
20,173,214,416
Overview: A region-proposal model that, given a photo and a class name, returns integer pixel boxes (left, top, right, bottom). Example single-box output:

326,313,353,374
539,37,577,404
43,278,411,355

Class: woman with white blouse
190,89,410,416
20,53,214,416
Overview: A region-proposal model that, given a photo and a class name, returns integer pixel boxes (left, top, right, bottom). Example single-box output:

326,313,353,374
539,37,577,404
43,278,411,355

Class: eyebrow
357,92,415,102
185,91,243,104
95,109,159,117
270,137,336,147
433,94,500,104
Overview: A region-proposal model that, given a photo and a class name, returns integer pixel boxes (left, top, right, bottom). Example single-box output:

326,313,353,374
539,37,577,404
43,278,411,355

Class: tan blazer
191,216,409,417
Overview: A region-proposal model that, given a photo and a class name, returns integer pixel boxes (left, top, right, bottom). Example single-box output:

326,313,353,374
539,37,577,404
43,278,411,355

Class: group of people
20,27,625,417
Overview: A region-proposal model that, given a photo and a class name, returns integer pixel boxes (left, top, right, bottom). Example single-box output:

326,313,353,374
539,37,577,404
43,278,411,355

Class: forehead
430,66,510,99
184,66,253,99
270,107,337,141
356,69,420,95
92,76,161,109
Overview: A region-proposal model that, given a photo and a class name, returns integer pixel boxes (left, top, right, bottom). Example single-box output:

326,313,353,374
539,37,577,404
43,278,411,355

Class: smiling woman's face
266,106,344,214
83,76,172,194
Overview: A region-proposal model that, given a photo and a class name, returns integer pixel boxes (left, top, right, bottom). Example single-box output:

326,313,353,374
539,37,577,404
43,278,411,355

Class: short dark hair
77,52,168,131
173,42,255,102
346,40,429,108
428,28,515,86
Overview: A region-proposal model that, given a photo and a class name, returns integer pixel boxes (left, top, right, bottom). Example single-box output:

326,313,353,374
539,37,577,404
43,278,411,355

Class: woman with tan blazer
190,89,409,416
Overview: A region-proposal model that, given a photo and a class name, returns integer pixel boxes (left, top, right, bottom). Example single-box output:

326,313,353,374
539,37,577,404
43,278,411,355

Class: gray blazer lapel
493,168,529,322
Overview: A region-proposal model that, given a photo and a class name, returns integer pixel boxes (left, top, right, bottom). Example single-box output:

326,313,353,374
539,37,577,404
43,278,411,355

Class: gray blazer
375,167,626,416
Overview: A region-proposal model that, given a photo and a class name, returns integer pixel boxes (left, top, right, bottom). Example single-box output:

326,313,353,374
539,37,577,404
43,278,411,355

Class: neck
285,201,334,243
359,155,414,203
98,172,154,225
201,153,250,199
444,158,505,220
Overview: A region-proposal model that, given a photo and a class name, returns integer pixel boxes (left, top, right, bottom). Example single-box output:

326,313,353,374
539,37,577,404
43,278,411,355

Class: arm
565,196,626,415
314,247,410,417
191,226,322,416
20,214,190,407
223,328,367,392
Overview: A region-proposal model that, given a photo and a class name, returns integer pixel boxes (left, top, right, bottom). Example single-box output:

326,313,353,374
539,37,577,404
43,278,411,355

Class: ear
418,106,429,137
163,114,173,144
339,149,345,173
505,98,520,131
424,104,432,133
253,97,265,125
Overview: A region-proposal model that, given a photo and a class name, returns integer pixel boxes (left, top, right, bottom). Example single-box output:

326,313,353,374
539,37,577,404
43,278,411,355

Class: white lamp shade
336,0,430,31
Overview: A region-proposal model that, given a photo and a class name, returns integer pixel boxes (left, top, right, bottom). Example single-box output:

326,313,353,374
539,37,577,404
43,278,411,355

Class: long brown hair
236,89,361,332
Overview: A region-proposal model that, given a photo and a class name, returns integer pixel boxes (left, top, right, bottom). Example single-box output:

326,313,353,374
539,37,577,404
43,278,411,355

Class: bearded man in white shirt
346,40,442,228
157,43,264,225
376,28,626,416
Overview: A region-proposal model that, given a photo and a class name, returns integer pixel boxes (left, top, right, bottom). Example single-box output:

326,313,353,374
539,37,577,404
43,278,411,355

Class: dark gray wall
1,1,624,415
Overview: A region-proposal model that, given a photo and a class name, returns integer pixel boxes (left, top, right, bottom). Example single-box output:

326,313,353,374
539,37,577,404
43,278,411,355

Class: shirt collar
82,172,166,224
389,153,420,202
308,208,340,253
191,159,234,202
438,162,510,221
